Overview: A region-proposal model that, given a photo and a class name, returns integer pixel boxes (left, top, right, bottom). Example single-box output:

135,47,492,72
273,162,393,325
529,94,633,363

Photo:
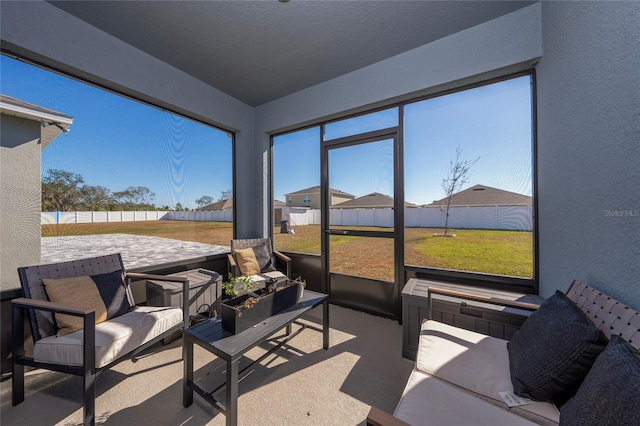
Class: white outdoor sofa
367,280,640,426
12,253,189,426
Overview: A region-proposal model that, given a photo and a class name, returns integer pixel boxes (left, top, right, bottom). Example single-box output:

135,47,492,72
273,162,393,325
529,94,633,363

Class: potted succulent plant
221,276,306,334
221,273,256,298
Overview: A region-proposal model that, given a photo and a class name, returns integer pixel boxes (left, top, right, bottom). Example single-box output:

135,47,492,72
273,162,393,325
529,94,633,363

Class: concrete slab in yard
41,234,229,270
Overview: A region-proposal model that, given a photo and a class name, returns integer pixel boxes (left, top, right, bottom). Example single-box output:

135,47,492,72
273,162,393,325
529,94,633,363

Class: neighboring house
0,94,73,289
201,198,284,211
333,192,418,209
284,185,354,209
200,198,233,211
428,184,532,207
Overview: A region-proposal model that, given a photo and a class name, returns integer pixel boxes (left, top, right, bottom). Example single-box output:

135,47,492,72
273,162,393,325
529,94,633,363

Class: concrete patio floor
0,304,412,425
41,234,230,271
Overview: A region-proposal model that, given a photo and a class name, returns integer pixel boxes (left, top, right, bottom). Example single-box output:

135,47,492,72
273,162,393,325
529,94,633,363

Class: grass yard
404,227,533,278
43,221,532,280
42,220,234,247
275,225,533,279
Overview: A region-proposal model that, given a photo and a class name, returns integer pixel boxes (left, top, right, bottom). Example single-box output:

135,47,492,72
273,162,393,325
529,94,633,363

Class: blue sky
1,56,232,210
2,55,532,209
274,75,533,206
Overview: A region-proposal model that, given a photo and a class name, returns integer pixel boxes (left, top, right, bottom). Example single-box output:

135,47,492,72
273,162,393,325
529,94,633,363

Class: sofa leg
83,314,96,426
83,371,96,426
11,362,24,406
11,302,25,406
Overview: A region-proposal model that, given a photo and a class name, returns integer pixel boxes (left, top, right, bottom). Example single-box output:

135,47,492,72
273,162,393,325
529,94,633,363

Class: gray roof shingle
428,185,532,206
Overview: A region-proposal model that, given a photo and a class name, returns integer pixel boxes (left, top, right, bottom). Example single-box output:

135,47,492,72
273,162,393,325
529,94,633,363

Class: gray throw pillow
507,290,608,405
90,270,133,319
252,242,276,273
560,335,640,426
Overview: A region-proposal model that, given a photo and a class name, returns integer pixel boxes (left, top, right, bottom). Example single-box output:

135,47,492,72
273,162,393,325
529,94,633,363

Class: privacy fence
41,210,232,224
42,206,531,231
282,206,533,231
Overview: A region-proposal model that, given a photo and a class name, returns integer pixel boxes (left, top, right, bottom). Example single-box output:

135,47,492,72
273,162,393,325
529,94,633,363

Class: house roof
0,94,73,148
333,192,417,209
285,185,354,199
200,198,233,211
428,185,532,207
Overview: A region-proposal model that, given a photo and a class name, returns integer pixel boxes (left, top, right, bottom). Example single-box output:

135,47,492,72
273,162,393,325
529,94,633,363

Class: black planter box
221,283,302,334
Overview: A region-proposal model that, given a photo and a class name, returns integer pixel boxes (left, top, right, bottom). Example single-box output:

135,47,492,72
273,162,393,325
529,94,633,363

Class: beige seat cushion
394,370,538,426
416,320,560,425
33,306,182,368
42,276,109,336
234,247,261,275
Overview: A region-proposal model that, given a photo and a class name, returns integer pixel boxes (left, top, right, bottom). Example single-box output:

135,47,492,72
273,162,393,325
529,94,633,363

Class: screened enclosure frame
1,50,239,240
270,70,539,299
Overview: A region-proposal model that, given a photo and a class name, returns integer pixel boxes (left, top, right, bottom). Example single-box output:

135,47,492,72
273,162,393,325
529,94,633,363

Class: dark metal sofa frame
11,253,190,426
227,238,291,279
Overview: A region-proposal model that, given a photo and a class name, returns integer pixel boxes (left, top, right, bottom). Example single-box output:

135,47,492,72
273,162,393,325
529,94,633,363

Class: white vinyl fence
281,205,532,231
404,206,532,231
42,206,531,231
164,210,233,222
41,210,233,224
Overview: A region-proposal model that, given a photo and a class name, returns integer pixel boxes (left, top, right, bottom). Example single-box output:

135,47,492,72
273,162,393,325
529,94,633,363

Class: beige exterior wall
0,115,42,290
287,193,320,209
286,192,353,209
330,195,352,206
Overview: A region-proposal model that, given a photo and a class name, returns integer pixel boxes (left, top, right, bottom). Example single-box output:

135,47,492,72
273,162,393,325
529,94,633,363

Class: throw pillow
252,242,276,273
43,276,109,336
90,270,132,319
507,290,608,405
560,335,640,426
234,247,261,275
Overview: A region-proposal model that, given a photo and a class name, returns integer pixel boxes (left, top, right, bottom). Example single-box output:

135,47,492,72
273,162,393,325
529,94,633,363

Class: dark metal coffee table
182,289,329,426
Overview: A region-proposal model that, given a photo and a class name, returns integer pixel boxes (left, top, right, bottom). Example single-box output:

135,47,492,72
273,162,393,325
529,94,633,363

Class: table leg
226,359,239,426
183,338,193,407
323,299,329,349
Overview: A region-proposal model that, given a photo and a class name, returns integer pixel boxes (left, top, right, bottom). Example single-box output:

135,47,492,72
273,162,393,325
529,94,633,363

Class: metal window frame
269,70,538,296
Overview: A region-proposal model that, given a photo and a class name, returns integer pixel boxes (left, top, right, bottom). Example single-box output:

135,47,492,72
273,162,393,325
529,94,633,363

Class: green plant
222,273,255,298
293,276,306,288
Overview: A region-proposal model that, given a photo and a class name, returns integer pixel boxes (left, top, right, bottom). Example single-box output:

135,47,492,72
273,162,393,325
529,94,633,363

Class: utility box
146,269,222,321
402,278,544,361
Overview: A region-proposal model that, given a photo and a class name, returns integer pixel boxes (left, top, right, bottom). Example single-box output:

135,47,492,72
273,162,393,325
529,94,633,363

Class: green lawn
42,220,234,247
405,227,533,277
275,225,533,279
44,222,532,279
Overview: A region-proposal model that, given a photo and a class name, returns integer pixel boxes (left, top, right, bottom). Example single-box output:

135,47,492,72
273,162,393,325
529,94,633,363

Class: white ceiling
49,1,534,107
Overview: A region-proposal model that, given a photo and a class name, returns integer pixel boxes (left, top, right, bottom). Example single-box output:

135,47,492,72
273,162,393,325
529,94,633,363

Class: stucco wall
536,1,640,306
287,194,316,209
0,115,42,290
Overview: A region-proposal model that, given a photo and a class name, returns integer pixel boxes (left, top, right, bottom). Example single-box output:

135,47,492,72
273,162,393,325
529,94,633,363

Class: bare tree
440,147,479,236
218,188,232,202
195,195,214,209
